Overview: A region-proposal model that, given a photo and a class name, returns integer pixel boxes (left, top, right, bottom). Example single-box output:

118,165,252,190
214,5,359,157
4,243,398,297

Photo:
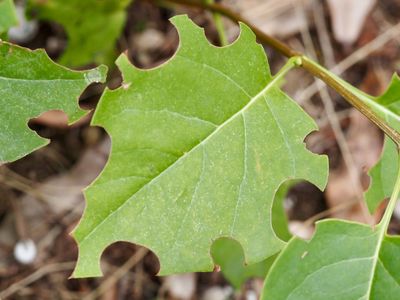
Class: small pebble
14,239,37,265
245,290,258,300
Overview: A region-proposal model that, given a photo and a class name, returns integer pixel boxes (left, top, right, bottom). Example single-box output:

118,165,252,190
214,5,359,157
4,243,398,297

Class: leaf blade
0,41,107,163
72,15,328,278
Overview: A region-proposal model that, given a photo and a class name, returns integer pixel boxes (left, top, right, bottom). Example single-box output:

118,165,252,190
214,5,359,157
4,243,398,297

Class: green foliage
0,0,17,34
364,74,400,212
365,137,399,213
2,0,399,295
212,239,277,289
270,181,293,242
375,74,400,115
29,0,131,67
0,41,107,163
262,220,400,299
72,15,328,278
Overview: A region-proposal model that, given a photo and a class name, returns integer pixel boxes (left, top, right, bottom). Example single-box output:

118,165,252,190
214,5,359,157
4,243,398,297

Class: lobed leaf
72,15,328,278
29,0,131,67
0,41,107,163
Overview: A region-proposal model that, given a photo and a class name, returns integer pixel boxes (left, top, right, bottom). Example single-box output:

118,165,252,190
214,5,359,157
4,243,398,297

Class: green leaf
365,137,399,213
0,0,17,34
72,15,328,278
364,74,400,212
212,238,277,289
271,181,293,242
29,0,131,67
375,74,400,115
262,220,400,300
212,182,292,289
0,41,107,163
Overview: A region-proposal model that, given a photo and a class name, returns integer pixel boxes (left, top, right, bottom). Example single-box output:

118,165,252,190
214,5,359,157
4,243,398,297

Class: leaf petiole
271,56,302,83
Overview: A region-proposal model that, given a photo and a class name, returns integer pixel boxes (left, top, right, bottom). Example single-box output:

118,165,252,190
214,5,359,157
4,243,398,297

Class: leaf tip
169,14,206,46
69,232,105,279
115,53,134,78
169,14,192,29
237,22,257,40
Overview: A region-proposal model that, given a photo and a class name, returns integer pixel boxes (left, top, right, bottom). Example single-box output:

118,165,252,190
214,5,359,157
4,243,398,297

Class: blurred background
1,0,400,299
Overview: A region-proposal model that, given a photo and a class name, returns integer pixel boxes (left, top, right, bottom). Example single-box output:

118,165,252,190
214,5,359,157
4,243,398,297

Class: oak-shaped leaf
0,41,107,163
72,15,328,278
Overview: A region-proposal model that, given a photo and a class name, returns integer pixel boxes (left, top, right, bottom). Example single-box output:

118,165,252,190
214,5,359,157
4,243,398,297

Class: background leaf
212,239,277,289
0,0,17,35
212,182,292,289
262,220,400,299
364,74,400,212
29,0,131,67
0,41,107,163
365,137,399,213
375,74,400,115
72,15,328,278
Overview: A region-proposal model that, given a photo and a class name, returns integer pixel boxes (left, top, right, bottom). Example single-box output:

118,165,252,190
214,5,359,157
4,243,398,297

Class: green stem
157,0,400,146
204,0,228,46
